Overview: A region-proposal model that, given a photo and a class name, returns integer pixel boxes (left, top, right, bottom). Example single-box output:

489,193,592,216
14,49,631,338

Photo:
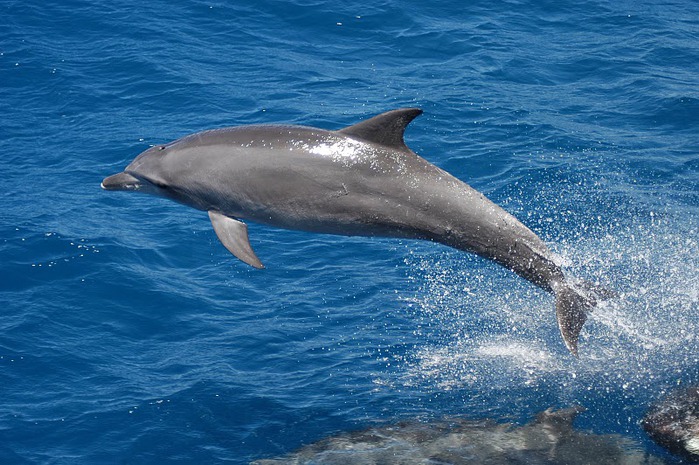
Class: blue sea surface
2,0,698,463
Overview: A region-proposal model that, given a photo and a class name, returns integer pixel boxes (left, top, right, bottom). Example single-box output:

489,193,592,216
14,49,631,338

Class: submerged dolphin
252,407,663,464
102,108,613,355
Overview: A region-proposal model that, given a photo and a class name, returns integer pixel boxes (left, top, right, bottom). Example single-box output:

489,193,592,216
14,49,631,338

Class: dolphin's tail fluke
555,280,616,356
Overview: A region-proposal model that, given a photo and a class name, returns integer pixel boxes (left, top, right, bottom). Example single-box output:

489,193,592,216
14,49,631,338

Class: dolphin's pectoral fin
208,211,264,269
338,108,423,151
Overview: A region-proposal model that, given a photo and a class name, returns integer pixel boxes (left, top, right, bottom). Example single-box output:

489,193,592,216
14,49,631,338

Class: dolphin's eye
158,146,166,151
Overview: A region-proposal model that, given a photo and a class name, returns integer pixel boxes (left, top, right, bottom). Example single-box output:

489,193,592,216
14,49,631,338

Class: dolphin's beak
101,172,142,191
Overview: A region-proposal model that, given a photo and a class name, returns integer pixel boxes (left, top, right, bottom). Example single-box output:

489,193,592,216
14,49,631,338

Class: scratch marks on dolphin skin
330,183,349,198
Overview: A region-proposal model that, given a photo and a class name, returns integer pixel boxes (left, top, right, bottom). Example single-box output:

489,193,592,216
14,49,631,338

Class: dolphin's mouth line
101,171,147,191
125,169,175,190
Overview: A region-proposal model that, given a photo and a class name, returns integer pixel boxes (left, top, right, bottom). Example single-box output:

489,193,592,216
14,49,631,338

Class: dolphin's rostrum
102,108,614,355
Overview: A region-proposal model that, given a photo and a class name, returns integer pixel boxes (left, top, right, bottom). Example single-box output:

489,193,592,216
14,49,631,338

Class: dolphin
643,385,699,461
102,108,613,355
252,407,664,464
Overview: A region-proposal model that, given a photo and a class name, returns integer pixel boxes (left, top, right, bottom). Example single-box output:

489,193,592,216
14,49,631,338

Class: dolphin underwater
252,407,664,464
102,108,613,355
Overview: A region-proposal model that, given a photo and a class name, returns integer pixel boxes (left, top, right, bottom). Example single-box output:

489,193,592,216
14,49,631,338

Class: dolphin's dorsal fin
338,108,423,151
534,406,586,432
208,211,265,269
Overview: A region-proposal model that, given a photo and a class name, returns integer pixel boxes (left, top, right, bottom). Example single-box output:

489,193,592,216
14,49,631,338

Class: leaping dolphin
102,108,614,355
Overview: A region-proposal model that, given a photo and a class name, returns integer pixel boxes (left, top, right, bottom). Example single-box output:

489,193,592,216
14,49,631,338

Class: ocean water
1,0,698,463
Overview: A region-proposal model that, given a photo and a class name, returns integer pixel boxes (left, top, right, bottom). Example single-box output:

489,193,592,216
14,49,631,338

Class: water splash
395,170,699,402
